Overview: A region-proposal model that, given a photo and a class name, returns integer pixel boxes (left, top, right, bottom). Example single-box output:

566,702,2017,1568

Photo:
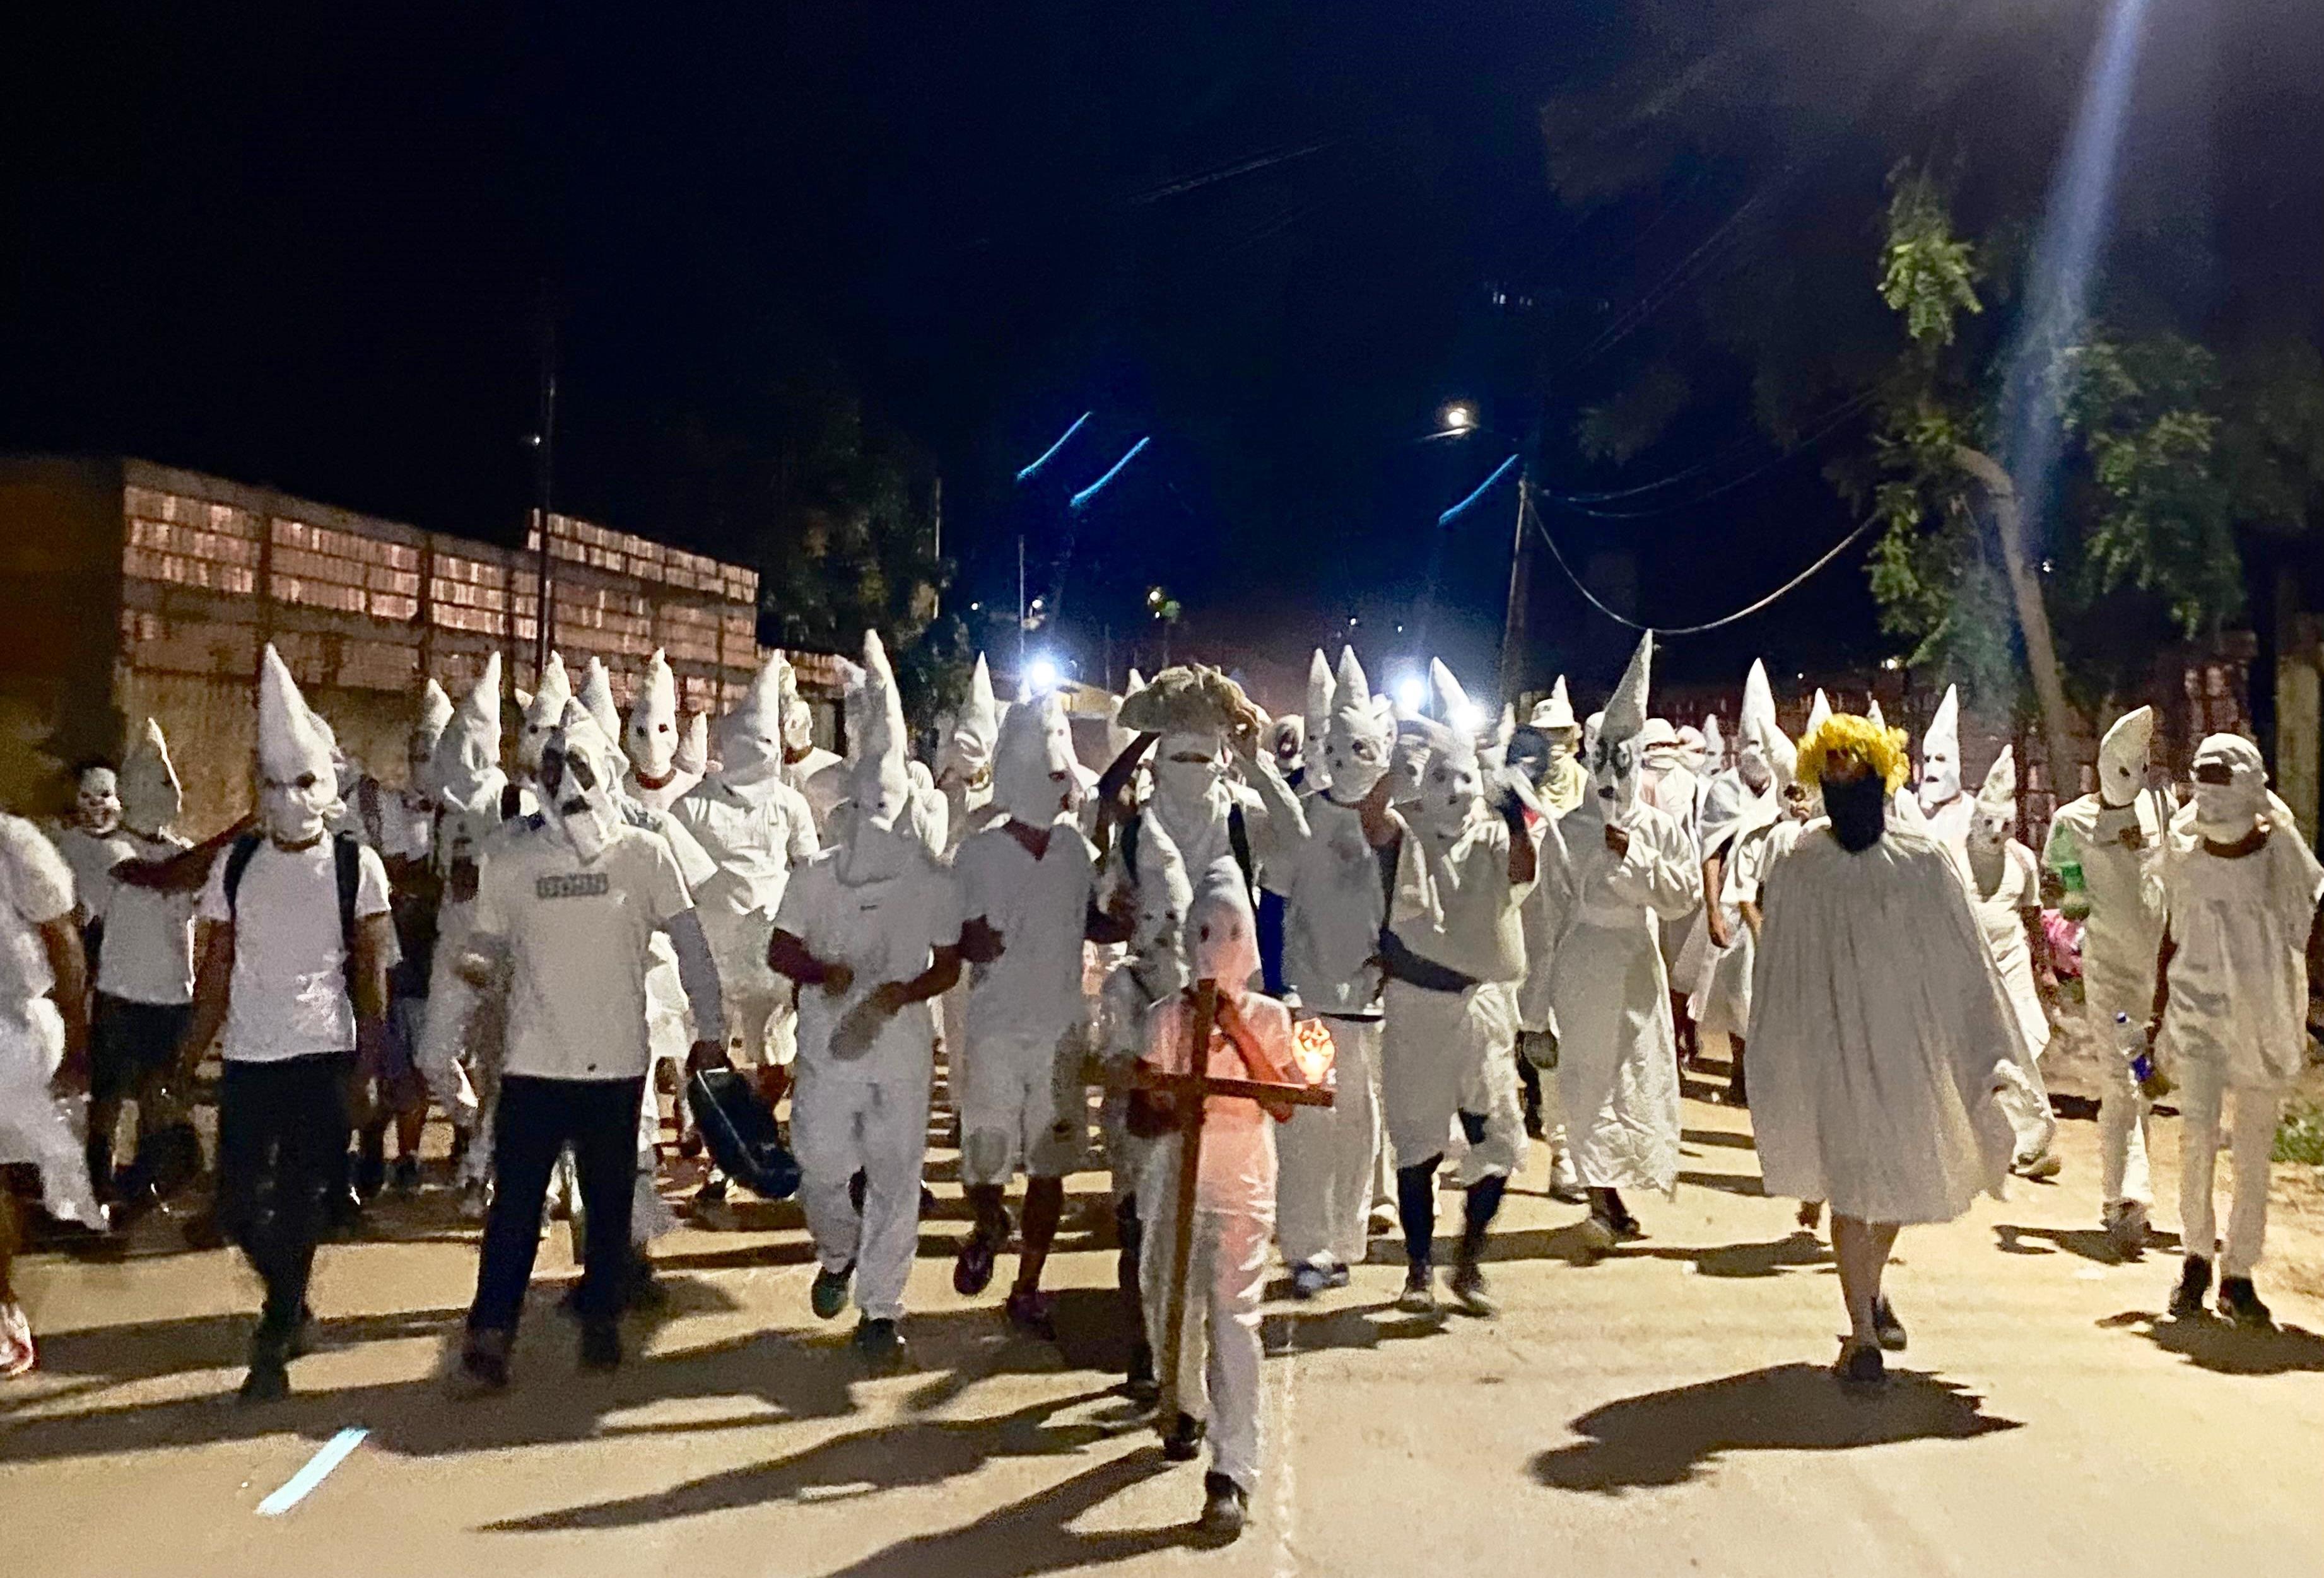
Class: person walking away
2154,734,2324,1329
182,646,396,1402
1747,714,2016,1388
1681,660,1788,1107
454,703,725,1390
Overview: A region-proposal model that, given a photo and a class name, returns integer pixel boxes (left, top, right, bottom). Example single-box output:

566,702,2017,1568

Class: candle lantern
1290,1014,1337,1088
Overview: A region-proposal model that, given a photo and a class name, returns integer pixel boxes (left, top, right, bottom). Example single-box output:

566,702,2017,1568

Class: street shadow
813,1446,1199,1576
897,1288,1141,1415
1264,1297,1450,1354
1529,1362,2021,1492
483,1385,1139,1533
2098,1310,2324,1376
1995,1224,2182,1264
1677,1169,1766,1198
1681,1128,1758,1152
1644,1230,1831,1280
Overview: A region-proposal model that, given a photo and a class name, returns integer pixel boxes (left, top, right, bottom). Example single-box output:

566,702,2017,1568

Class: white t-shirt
92,830,198,1005
197,837,392,1063
671,775,821,932
775,846,962,1084
50,825,132,922
472,821,695,1081
2161,827,2324,1088
1,815,76,1008
954,821,1098,1048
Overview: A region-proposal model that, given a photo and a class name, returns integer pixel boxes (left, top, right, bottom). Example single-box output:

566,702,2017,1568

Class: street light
1026,655,1061,694
1440,401,1479,433
1392,673,1427,713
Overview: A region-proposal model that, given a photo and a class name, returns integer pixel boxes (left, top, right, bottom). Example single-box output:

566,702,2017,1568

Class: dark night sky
5,4,2317,708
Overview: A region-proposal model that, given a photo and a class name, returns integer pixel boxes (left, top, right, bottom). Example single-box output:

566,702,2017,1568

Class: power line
1544,387,1877,518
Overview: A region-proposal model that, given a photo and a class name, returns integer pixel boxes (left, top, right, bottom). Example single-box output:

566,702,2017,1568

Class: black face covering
1822,775,1887,852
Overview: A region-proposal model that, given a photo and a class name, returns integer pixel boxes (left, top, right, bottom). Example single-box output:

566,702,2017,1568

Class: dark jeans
218,1051,353,1335
88,995,193,1195
469,1073,644,1334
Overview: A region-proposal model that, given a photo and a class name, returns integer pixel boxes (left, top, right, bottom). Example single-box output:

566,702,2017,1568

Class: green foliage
1879,167,1983,348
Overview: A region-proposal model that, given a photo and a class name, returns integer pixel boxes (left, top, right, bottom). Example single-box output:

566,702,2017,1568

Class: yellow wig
1795,713,1910,794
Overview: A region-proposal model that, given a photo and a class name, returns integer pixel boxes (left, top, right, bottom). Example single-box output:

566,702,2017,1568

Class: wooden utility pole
1953,445,2080,790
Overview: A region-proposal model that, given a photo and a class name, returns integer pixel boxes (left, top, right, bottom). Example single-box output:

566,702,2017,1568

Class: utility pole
930,474,943,617
1496,471,1531,703
529,291,560,682
1016,533,1028,672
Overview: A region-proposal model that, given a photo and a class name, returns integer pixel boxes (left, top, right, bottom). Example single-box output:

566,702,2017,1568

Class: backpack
1119,806,1257,901
223,830,366,992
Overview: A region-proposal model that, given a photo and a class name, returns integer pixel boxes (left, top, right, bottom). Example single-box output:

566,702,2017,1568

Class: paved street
6,1082,2320,1578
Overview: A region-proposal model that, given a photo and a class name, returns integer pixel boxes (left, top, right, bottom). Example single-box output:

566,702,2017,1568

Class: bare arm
1703,850,1730,949
177,921,235,1078
109,818,255,893
876,944,963,1009
37,916,89,1090
768,926,852,996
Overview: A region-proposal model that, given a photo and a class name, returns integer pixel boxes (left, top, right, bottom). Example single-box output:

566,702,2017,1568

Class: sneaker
2168,1256,2211,1319
353,1146,387,1202
1322,1261,1353,1290
0,1301,36,1379
1547,1154,1585,1206
2104,1200,2150,1261
389,1156,421,1195
1161,1411,1207,1462
1289,1263,1331,1301
853,1316,908,1371
2217,1276,2272,1330
1004,1286,1057,1339
1123,1342,1160,1407
1198,1471,1249,1542
327,1186,365,1234
1366,1205,1396,1237
1609,1209,1646,1242
456,1328,514,1395
1870,1297,1908,1352
953,1232,999,1297
1396,1264,1438,1314
691,1179,738,1230
237,1358,290,1405
1447,1260,1497,1318
578,1319,623,1372
811,1262,855,1321
1576,1213,1619,1261
457,1180,490,1224
1833,1341,1886,1390
2011,1146,2062,1181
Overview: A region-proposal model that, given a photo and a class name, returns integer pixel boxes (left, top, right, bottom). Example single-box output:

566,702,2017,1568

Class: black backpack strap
221,833,265,923
334,831,365,997
1120,811,1142,886
1227,805,1256,901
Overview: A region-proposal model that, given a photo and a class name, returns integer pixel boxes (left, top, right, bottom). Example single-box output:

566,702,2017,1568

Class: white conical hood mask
626,648,682,783
433,652,507,810
1805,688,1834,736
1917,684,1961,812
993,689,1081,825
2098,704,2155,808
542,701,623,863
1187,868,1261,988
1430,658,1482,740
847,630,912,833
2188,733,2268,841
1414,720,1483,840
719,651,789,788
410,677,454,799
1302,649,1335,782
257,643,343,843
937,653,1000,790
1969,745,2016,853
673,709,710,777
119,718,182,836
1129,809,1193,999
1590,632,1652,817
577,657,626,774
1320,646,1391,804
1700,713,1725,773
1736,659,1780,792
1867,698,1889,733
778,651,819,761
518,652,571,776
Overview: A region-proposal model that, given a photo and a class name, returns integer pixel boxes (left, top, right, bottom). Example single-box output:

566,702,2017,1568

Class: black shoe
1162,1411,1207,1462
457,1329,513,1395
269,1305,318,1360
2169,1256,2212,1319
811,1263,854,1321
2217,1276,2272,1330
353,1147,387,1203
1871,1297,1908,1352
1834,1341,1886,1390
1004,1285,1058,1340
1289,1263,1330,1300
327,1186,365,1234
1123,1340,1159,1406
238,1359,290,1405
853,1316,907,1371
621,1251,669,1312
1396,1263,1437,1314
389,1156,421,1195
578,1319,623,1372
1198,1472,1249,1542
953,1232,998,1297
1448,1259,1497,1318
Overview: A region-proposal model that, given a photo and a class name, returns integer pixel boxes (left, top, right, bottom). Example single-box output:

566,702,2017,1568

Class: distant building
0,455,840,831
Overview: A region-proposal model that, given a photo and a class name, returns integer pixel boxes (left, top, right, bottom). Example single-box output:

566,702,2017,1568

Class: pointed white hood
846,629,913,835
119,717,182,836
1805,688,1834,739
1917,684,1961,811
1187,867,1262,989
517,652,572,778
937,653,1001,790
577,657,626,773
1318,646,1392,804
1700,713,1725,774
543,699,623,864
1736,658,1793,790
719,650,789,790
992,689,1081,826
626,648,683,785
433,652,507,810
1969,744,2016,853
257,643,343,843
2098,704,2155,808
411,677,454,794
1587,632,1653,820
1429,657,1482,742
673,709,710,778
1532,675,1577,734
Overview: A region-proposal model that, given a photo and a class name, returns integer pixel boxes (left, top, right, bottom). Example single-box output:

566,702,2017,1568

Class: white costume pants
1382,979,1525,1179
2090,996,2154,1209
413,913,484,1132
2175,1061,2282,1278
1139,1181,1271,1491
956,1027,1085,1187
1275,1015,1381,1269
1993,1046,2058,1161
791,1068,930,1321
0,1002,101,1227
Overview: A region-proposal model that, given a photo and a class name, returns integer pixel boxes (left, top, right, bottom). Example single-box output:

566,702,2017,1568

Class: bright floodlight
1393,673,1426,713
1450,699,1484,733
1440,402,1478,433
1026,656,1061,694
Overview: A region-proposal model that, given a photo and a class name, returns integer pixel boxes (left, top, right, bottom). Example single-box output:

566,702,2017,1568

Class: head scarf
2188,733,2268,843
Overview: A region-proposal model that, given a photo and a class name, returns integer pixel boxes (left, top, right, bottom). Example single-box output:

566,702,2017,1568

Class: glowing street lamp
1025,655,1061,694
1440,401,1479,433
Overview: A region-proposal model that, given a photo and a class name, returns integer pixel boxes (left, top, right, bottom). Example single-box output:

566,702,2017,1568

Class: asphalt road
5,1084,2320,1577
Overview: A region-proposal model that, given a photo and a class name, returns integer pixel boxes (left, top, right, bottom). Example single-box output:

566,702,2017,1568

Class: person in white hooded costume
1915,686,1971,854
1134,872,1305,1543
1529,677,1587,817
414,656,505,1199
2042,704,2172,1256
1957,747,2062,1178
1241,646,1397,1299
1534,633,1701,1253
768,631,963,1369
936,653,1004,851
951,689,1119,1334
1376,661,1538,1316
1746,711,2016,1389
2154,733,2324,1330
510,652,574,822
454,703,725,1392
624,648,702,812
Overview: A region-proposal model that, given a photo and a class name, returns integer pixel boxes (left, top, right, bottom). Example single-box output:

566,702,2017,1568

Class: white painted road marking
256,1427,368,1516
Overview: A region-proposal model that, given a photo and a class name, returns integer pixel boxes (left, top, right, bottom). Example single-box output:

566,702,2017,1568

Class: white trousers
2089,996,2154,1209
1141,1188,1271,1490
1381,979,1526,1179
1275,1016,1381,1269
413,924,484,1131
0,1002,101,1227
1994,1046,2058,1161
2176,1061,2282,1278
791,1068,930,1321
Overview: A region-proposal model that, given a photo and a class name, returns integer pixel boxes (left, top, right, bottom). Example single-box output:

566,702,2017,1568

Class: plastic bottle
2114,1012,2173,1101
2048,822,2089,921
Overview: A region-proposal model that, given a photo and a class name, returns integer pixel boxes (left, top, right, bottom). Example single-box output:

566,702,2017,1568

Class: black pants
88,995,192,1194
469,1074,644,1334
217,1051,353,1335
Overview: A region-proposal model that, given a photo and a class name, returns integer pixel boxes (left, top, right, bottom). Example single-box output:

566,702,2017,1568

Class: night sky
6,4,2317,708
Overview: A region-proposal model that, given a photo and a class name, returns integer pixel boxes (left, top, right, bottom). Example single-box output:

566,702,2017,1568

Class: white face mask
1592,732,1641,817
2098,706,2154,809
1320,714,1391,804
119,745,182,836
1917,743,1960,812
628,706,679,781
262,771,335,846
1968,800,2010,855
1737,739,1772,794
1418,747,1483,838
76,768,121,835
2188,736,2267,842
993,696,1082,825
541,723,622,863
1153,745,1223,812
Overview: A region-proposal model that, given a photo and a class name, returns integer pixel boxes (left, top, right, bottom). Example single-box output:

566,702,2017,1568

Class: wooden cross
1133,978,1334,1434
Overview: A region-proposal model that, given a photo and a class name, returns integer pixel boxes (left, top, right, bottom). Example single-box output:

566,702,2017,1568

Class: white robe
1535,801,1700,1194
1746,822,2016,1223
